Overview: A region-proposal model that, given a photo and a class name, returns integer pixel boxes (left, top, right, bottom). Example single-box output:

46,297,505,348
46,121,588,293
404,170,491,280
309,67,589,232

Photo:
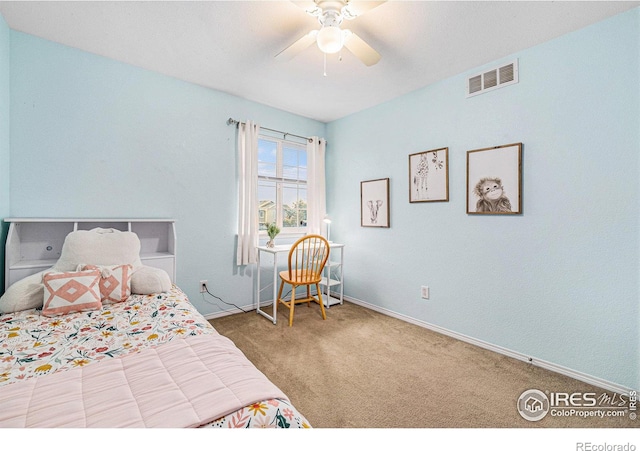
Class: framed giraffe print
409,147,449,203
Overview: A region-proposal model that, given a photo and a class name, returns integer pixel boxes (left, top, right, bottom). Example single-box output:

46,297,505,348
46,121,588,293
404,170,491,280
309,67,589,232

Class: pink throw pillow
82,264,133,304
42,269,102,317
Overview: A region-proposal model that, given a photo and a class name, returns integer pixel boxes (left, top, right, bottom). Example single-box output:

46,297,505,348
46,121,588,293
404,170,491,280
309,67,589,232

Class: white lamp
316,25,344,54
316,10,345,55
323,215,332,243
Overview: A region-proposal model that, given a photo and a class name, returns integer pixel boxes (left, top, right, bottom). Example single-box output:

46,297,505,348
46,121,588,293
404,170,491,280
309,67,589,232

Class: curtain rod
226,118,314,143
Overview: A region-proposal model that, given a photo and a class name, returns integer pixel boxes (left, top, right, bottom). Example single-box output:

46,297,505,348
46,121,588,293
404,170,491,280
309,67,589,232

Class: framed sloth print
466,143,522,215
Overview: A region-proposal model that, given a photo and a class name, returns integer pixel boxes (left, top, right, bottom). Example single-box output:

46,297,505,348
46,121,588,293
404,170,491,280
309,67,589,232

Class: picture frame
361,178,390,228
409,147,449,203
466,143,522,215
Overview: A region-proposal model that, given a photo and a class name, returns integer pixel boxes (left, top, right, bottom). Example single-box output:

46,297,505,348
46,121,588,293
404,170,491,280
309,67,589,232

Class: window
258,137,307,233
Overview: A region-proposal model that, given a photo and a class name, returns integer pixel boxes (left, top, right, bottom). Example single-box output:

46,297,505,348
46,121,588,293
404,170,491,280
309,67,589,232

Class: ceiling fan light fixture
316,25,344,54
276,0,384,67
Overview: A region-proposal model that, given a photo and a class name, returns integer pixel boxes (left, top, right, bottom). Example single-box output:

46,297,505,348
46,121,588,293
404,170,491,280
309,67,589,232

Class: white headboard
4,218,176,289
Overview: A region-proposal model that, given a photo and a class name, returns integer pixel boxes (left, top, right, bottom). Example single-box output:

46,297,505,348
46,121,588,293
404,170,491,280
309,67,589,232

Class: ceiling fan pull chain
323,52,327,77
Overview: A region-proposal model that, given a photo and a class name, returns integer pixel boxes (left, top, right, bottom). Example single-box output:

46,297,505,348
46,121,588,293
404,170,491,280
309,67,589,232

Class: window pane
256,137,309,231
258,140,277,163
259,162,277,178
283,184,307,228
298,186,307,227
282,164,298,180
258,141,277,178
258,182,276,231
283,146,306,181
298,149,307,181
282,147,300,166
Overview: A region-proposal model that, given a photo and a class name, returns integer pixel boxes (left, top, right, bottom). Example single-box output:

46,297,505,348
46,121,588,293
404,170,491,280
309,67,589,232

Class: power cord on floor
200,285,321,314
201,286,250,314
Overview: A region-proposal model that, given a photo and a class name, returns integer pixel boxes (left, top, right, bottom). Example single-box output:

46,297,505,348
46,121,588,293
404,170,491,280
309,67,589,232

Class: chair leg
316,283,327,320
289,286,296,327
306,285,311,307
277,280,285,306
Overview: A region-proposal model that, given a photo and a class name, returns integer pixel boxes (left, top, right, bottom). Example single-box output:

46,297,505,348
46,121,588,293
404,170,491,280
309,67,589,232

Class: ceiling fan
275,0,386,68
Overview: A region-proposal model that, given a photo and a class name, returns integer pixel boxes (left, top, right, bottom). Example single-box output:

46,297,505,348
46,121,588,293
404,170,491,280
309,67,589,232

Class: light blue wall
0,14,10,292
326,8,639,389
3,8,639,391
8,30,325,311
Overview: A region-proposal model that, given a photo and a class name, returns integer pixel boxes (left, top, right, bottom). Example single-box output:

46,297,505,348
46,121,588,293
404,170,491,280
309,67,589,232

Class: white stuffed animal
0,228,172,313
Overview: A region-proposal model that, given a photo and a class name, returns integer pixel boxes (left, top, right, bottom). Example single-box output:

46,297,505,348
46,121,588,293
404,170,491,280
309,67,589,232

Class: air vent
468,75,482,94
467,59,518,97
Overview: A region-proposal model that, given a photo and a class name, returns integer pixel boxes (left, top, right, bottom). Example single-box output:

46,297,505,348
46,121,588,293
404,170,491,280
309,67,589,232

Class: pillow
131,266,172,295
53,228,143,272
81,264,133,304
42,269,102,317
0,270,49,314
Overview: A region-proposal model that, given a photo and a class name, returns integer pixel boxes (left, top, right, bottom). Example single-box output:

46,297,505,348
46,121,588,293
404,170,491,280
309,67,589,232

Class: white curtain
306,137,327,236
236,120,260,266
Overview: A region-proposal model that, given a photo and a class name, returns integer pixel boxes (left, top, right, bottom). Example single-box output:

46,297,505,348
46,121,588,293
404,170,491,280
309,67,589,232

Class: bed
0,225,310,428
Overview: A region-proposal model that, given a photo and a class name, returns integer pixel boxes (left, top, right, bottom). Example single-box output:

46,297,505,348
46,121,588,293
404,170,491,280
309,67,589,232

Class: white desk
256,242,345,324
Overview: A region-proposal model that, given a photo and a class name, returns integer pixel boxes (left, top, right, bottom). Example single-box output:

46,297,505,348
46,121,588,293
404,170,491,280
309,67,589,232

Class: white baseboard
343,295,635,395
203,302,262,321
203,291,339,321
203,295,635,394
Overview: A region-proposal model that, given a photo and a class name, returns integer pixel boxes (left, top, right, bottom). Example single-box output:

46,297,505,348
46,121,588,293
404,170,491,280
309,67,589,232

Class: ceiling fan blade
291,1,322,16
342,1,387,20
275,31,318,61
343,30,381,66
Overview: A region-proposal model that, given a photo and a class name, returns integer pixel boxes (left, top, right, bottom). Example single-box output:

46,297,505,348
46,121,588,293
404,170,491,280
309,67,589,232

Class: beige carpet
210,301,635,429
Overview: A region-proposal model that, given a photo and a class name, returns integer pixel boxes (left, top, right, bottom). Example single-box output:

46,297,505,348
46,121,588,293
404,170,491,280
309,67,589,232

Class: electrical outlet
200,280,208,293
421,286,429,299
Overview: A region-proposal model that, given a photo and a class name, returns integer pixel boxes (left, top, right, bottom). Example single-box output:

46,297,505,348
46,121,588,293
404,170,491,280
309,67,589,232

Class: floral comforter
0,285,310,428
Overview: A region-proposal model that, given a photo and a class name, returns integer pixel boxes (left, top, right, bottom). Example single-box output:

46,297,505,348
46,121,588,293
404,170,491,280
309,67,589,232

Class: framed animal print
466,143,522,215
361,178,390,228
409,147,449,203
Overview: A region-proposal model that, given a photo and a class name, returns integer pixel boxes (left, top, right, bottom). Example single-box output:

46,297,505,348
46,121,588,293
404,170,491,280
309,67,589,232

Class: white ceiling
0,0,638,122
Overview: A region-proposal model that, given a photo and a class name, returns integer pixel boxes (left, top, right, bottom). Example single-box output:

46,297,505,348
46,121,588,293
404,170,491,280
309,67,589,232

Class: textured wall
0,14,10,293
8,30,325,313
4,7,639,391
326,8,639,389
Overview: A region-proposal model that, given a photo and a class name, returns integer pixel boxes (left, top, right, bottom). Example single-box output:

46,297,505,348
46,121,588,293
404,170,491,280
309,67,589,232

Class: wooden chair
277,234,330,327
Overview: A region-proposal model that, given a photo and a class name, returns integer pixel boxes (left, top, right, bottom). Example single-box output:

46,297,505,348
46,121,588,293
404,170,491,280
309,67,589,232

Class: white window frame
257,135,308,236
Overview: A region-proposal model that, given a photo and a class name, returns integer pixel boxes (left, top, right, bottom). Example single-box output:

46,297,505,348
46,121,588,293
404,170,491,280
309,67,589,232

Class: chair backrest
287,235,330,283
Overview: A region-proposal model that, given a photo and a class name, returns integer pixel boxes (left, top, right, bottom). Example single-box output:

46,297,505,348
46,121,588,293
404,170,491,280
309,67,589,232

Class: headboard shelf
10,258,59,269
4,218,176,289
